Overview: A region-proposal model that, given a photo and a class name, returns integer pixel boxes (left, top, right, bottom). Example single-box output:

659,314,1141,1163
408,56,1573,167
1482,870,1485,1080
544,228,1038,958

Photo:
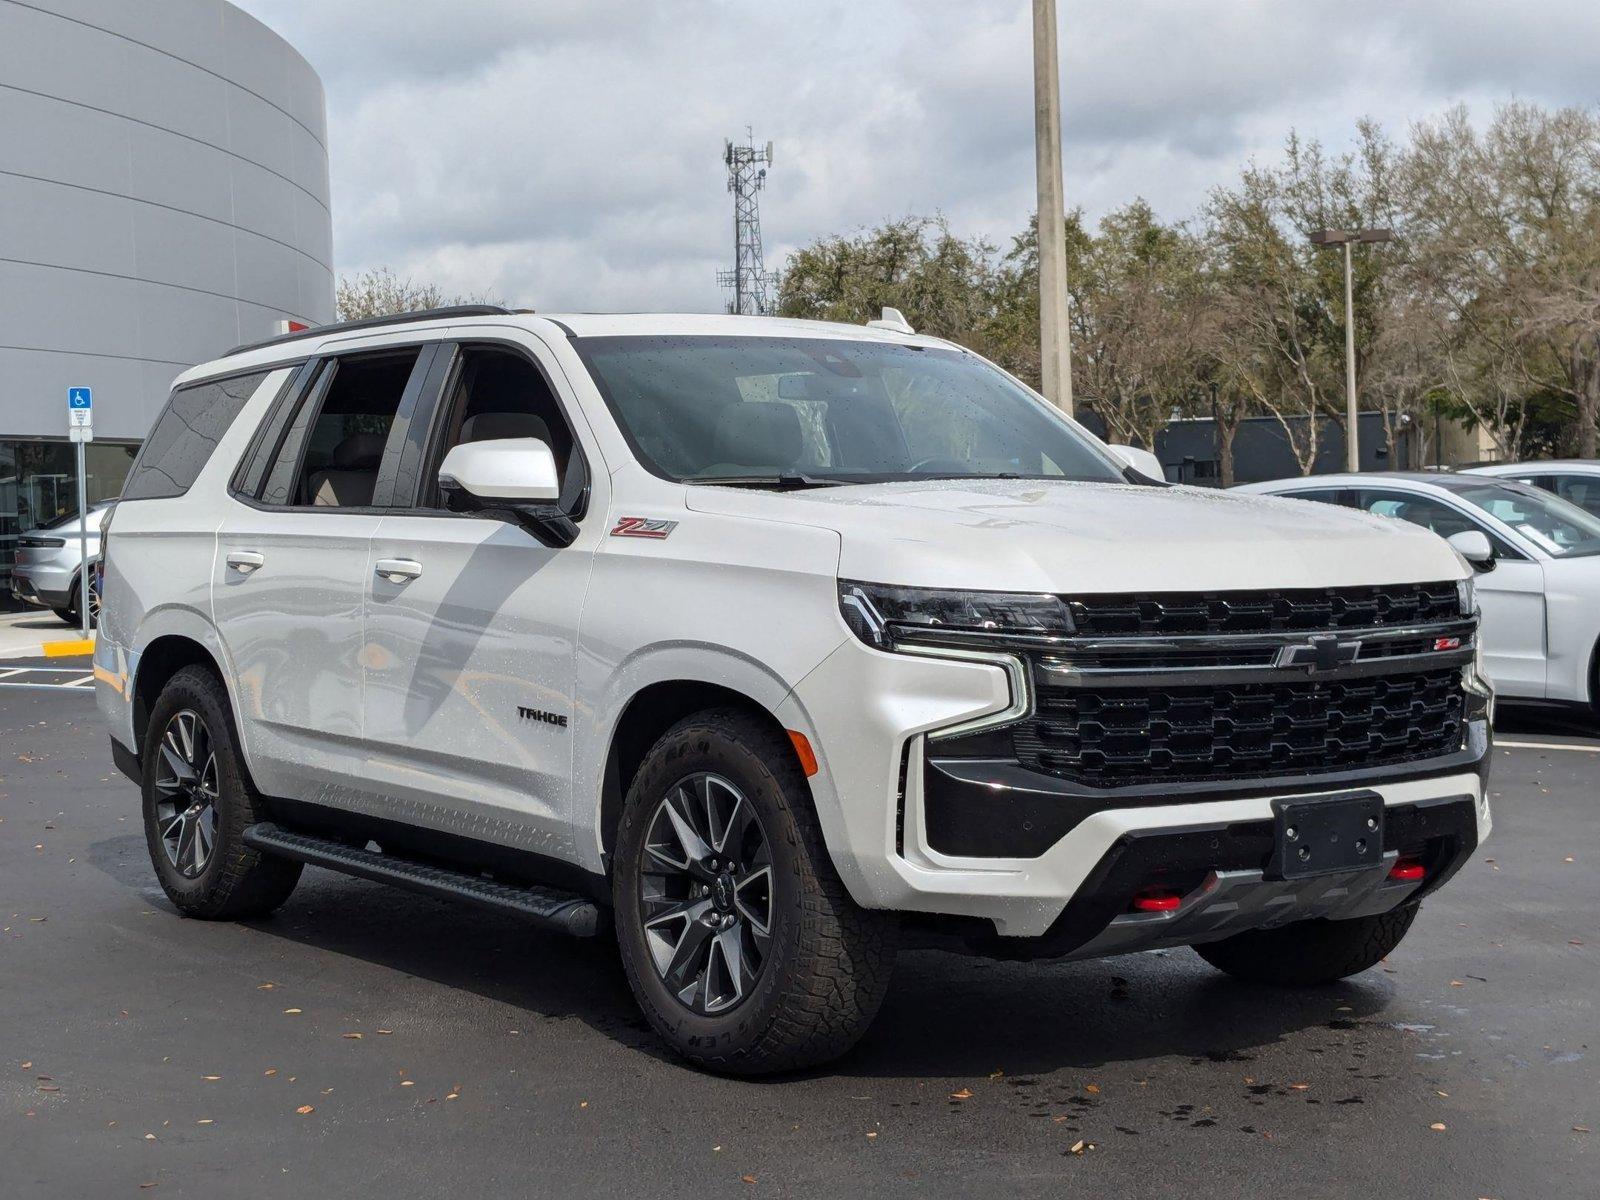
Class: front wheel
1192,902,1420,985
612,709,897,1075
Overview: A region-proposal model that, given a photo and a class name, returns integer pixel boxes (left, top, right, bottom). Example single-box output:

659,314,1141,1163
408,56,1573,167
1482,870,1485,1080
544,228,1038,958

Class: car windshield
1454,482,1600,558
572,335,1126,485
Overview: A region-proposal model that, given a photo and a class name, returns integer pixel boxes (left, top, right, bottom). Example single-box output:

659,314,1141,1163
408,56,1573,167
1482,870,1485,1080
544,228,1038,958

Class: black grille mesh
1019,667,1467,788
1065,582,1462,638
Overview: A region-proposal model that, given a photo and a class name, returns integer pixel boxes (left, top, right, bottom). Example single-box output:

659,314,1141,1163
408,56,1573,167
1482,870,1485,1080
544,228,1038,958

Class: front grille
1017,666,1467,788
1065,582,1463,638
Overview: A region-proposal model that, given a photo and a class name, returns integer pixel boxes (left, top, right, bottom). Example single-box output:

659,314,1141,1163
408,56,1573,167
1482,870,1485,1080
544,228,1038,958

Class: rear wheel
1193,902,1420,985
57,578,98,628
141,665,301,919
612,709,897,1075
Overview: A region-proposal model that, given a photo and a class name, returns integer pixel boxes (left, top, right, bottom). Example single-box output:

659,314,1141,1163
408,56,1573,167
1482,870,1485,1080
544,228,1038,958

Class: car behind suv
97,307,1493,1074
11,502,111,625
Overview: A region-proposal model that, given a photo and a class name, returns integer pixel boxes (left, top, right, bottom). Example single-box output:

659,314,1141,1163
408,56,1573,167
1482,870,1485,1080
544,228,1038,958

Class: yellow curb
42,638,96,657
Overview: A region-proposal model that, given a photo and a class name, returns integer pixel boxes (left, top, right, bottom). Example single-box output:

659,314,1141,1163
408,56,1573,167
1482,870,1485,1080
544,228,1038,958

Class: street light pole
1341,239,1357,472
1033,0,1073,415
1309,227,1392,473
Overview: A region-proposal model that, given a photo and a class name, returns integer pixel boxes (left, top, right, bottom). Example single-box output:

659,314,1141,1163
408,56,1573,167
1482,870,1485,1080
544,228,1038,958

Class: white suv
96,307,1493,1073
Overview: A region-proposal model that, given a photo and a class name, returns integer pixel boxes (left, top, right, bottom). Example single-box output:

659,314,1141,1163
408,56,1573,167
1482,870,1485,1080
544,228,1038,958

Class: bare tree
336,267,507,322
1402,103,1600,457
1068,202,1210,449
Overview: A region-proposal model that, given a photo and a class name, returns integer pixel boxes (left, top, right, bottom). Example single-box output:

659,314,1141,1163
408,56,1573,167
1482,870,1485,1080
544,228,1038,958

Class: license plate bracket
1269,790,1384,879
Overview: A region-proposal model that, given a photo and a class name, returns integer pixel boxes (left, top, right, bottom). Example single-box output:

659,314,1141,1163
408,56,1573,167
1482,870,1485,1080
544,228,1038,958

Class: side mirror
437,438,575,548
1107,443,1166,481
1447,529,1496,572
439,437,559,503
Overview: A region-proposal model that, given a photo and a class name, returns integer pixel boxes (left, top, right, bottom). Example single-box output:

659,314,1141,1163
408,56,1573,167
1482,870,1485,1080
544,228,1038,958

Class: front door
1357,487,1547,698
360,340,601,858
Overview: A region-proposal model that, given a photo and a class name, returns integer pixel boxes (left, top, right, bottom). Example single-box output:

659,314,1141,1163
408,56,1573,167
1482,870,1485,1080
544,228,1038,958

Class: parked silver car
10,502,111,625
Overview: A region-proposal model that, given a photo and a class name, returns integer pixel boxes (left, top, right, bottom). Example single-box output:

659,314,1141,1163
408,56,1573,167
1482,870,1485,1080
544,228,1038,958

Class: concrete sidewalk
0,608,94,659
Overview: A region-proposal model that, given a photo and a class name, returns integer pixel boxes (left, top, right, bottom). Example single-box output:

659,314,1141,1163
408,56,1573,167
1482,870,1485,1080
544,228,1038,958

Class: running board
242,822,602,937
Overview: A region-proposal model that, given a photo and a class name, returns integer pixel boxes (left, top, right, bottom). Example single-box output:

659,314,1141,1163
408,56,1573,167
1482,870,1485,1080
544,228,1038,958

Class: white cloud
234,0,1600,312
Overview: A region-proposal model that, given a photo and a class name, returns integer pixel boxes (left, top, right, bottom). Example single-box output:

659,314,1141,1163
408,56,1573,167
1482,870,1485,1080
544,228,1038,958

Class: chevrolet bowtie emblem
1275,634,1363,673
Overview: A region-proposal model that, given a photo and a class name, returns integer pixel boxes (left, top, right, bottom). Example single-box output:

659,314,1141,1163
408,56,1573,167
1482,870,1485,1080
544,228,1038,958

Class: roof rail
226,305,517,358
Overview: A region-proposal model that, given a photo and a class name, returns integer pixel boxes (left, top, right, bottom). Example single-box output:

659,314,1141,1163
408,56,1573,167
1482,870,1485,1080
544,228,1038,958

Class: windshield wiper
686,474,847,490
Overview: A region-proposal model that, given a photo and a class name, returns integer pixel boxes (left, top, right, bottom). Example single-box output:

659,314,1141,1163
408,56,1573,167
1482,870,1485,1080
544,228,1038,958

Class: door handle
226,551,265,574
374,558,423,583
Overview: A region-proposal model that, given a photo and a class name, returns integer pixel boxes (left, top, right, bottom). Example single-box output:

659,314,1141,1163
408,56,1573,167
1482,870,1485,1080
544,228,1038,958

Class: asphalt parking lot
2,663,1594,1198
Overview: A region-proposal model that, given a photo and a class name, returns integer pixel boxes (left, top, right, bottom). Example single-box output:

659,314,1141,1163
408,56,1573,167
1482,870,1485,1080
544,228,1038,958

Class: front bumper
961,793,1478,960
785,636,1492,940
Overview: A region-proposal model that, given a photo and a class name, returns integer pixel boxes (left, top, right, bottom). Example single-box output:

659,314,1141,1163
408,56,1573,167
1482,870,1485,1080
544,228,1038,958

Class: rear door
214,343,437,802
359,336,604,854
1356,487,1547,698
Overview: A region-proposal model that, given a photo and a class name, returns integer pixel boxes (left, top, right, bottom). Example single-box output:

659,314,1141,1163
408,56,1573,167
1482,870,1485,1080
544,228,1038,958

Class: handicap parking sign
68,386,93,437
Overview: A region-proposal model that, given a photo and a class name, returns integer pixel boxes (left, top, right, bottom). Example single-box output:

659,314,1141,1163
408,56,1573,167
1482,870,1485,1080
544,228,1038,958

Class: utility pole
1309,227,1392,472
718,130,778,316
1033,0,1073,415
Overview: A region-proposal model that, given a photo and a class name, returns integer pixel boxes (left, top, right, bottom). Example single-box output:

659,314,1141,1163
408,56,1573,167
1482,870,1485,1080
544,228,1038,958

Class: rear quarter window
121,372,270,501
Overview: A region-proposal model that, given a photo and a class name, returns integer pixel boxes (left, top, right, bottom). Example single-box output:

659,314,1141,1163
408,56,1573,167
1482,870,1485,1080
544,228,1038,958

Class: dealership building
0,0,333,598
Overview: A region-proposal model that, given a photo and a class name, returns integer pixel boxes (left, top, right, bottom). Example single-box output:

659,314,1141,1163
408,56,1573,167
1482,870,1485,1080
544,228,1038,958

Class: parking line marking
0,668,27,679
0,682,94,692
64,674,94,687
1498,739,1600,754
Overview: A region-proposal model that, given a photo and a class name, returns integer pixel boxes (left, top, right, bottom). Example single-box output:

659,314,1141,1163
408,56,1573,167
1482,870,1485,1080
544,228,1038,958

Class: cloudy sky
235,0,1600,314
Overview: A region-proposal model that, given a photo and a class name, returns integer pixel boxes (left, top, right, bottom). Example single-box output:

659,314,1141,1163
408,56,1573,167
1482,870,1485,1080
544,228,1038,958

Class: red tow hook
1130,888,1183,913
1389,858,1426,882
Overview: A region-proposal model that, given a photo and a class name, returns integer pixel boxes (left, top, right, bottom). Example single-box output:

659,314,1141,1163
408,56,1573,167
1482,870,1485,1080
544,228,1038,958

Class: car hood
683,478,1467,592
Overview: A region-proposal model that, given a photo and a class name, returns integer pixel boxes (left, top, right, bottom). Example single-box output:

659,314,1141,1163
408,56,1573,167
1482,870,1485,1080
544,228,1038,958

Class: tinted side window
1551,474,1600,518
121,372,269,501
1358,488,1524,559
258,350,422,508
1280,488,1350,507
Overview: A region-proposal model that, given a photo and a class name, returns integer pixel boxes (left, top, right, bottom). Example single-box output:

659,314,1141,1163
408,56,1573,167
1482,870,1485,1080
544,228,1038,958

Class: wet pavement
3,683,1594,1198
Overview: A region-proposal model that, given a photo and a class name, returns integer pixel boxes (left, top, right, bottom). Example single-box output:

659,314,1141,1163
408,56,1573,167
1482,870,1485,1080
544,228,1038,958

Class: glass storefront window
1,440,139,598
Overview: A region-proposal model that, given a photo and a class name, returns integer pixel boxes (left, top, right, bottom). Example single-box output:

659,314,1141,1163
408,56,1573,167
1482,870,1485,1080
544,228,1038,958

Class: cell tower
717,130,777,315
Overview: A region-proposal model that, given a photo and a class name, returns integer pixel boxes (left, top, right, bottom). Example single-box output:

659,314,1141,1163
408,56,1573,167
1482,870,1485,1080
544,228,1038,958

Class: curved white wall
0,0,333,440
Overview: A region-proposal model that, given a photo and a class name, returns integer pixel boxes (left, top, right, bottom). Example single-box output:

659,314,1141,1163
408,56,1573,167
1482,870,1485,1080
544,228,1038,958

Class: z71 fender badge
610,516,678,539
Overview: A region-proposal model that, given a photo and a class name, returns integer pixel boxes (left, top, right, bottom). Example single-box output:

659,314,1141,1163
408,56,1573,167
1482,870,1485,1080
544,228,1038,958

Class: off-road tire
141,665,301,918
612,708,897,1075
1193,902,1420,985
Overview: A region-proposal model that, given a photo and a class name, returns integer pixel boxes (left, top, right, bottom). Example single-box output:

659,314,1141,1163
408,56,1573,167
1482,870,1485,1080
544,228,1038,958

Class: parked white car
97,309,1492,1073
1462,459,1600,520
1236,472,1600,710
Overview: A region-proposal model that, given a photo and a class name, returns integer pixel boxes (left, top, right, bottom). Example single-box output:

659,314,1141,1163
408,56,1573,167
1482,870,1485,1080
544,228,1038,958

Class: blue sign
68,387,93,410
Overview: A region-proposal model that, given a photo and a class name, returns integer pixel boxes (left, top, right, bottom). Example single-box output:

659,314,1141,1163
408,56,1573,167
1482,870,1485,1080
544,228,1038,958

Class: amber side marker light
787,730,819,777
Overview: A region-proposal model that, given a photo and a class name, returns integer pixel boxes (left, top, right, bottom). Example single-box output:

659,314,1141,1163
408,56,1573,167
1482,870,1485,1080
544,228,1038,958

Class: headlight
1456,575,1477,616
838,580,1074,649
